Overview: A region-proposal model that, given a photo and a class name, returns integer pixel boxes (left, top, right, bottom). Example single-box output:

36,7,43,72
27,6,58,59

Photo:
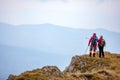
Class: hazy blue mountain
0,23,120,80
0,44,72,80
0,23,120,54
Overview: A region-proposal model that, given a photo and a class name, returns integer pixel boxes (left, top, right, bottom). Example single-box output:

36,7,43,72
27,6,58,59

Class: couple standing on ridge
88,33,106,58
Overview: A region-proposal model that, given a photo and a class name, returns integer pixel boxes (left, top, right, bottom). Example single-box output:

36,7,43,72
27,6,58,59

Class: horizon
0,22,120,54
0,22,119,33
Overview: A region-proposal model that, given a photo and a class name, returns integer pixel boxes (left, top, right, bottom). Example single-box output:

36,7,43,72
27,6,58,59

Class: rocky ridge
8,52,120,80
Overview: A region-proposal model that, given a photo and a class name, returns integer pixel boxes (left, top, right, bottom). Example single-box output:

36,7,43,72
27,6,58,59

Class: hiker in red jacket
98,35,106,58
88,33,98,57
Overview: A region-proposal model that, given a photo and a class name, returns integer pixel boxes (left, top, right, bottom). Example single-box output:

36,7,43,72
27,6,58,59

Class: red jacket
98,37,102,46
88,35,98,46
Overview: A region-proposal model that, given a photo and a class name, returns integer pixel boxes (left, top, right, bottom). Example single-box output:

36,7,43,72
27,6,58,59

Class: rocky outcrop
64,53,112,73
7,52,120,80
7,74,16,80
42,66,63,77
64,55,88,73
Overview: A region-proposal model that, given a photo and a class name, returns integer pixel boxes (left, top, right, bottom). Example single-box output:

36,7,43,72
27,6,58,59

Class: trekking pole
84,37,89,54
84,45,89,54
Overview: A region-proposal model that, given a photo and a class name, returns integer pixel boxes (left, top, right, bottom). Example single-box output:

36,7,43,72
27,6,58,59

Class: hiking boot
89,53,92,57
93,53,95,57
99,54,101,58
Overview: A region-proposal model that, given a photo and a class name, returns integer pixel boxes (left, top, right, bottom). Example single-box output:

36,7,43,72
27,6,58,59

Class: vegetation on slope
8,52,120,80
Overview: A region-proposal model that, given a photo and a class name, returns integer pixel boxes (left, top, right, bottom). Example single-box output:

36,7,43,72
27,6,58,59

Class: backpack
100,39,105,47
91,36,98,45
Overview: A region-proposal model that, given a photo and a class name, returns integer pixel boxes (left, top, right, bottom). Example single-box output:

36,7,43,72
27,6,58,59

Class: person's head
100,35,103,39
93,33,96,37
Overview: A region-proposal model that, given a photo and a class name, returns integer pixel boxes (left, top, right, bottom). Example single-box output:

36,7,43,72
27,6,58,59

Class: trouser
89,45,97,57
98,46,104,58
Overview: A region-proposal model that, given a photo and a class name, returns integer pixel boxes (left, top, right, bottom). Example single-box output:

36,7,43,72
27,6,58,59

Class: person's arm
97,38,100,46
88,37,92,46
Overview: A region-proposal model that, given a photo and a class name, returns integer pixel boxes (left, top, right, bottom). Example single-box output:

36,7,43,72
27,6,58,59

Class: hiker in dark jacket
88,33,98,57
98,35,106,58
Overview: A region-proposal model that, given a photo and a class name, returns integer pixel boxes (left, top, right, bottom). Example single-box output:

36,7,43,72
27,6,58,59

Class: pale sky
0,0,120,32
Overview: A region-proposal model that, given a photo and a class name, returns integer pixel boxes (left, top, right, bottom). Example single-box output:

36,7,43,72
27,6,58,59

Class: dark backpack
100,39,105,47
91,36,97,45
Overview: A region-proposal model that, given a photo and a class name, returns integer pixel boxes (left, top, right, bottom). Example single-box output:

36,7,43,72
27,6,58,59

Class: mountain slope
8,52,120,80
0,23,120,54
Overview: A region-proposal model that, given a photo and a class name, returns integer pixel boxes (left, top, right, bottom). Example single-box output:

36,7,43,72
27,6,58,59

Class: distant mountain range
0,23,120,54
0,23,120,80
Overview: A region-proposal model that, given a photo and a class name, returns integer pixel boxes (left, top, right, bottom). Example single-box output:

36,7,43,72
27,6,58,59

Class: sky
0,0,120,32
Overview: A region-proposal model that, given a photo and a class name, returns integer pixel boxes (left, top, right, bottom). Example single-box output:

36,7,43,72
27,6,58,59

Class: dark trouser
98,46,104,58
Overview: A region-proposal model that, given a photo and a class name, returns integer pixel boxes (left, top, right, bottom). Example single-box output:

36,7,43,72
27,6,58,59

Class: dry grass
8,52,120,80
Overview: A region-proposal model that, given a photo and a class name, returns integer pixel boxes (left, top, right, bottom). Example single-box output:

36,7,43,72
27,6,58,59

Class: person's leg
93,46,96,57
93,52,95,57
89,45,92,57
99,46,102,58
101,47,104,57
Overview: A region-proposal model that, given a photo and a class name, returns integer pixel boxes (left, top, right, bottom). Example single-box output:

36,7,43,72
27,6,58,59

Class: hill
7,52,120,80
0,23,120,54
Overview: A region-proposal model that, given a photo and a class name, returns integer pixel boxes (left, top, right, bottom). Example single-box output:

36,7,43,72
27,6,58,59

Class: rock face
7,52,120,80
42,66,63,77
64,55,88,73
64,54,111,73
7,66,64,80
7,75,16,80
